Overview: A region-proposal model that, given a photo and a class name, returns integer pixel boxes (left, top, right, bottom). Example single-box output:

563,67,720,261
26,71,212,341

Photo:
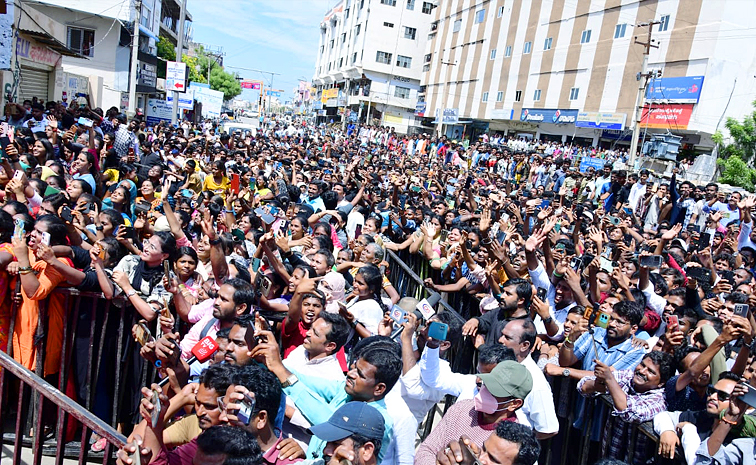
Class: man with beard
579,351,674,463
121,363,234,455
666,315,752,412
690,183,723,230
655,372,744,464
669,175,697,228
462,278,533,346
154,278,254,378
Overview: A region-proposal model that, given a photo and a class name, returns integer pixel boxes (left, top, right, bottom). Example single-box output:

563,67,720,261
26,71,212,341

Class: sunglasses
706,386,731,402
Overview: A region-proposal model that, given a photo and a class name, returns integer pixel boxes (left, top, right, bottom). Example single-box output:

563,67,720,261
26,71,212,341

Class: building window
423,63,430,71
384,22,394,28
569,87,579,100
406,0,415,10
424,53,432,63
475,9,485,24
376,51,393,64
523,41,532,54
496,91,503,102
341,33,346,43
544,37,552,50
345,8,350,18
320,45,324,53
355,24,361,36
482,92,489,102
140,4,152,28
381,0,396,6
533,89,541,101
580,30,591,43
614,23,627,38
498,6,505,17
490,49,496,60
453,19,462,32
515,90,522,102
339,57,344,67
352,52,358,64
396,55,412,68
328,63,332,71
67,27,95,57
659,14,670,32
360,0,365,8
504,45,512,57
330,39,334,48
404,26,416,39
421,2,433,14
395,86,410,98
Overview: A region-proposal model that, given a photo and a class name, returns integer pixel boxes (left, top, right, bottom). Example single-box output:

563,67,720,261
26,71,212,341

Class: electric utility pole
628,21,660,168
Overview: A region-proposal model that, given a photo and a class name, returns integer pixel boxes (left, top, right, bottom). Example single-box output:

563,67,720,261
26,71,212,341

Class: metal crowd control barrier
0,288,131,464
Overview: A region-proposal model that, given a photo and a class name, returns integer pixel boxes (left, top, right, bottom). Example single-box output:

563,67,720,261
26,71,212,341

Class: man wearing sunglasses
654,371,742,464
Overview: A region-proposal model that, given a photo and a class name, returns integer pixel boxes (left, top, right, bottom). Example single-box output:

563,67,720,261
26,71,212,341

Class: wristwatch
543,316,554,324
209,237,222,246
562,368,571,377
126,289,137,298
281,373,299,388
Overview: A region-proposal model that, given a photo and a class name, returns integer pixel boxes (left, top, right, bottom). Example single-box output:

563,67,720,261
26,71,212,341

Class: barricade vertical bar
80,297,102,465
55,292,76,465
579,399,594,465
13,383,25,464
113,304,126,427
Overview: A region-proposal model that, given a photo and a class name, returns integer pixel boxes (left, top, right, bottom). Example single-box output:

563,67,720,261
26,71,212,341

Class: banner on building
575,112,627,130
415,101,426,117
441,108,459,124
146,98,173,126
520,108,578,124
167,90,194,110
640,104,694,129
646,76,704,103
321,88,338,102
165,61,187,92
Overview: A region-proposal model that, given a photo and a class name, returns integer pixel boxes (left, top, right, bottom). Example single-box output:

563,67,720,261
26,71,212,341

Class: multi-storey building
312,0,437,133
2,0,191,111
421,0,756,151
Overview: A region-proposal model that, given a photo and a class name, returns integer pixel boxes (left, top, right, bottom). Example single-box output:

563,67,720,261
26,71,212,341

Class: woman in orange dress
10,215,72,376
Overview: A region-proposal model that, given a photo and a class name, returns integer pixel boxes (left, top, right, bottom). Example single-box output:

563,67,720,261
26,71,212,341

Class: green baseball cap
477,360,533,399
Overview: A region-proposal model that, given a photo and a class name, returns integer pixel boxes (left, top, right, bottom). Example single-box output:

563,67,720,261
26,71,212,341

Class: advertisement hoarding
645,76,704,103
520,108,578,124
575,112,627,130
165,61,187,92
640,104,694,129
146,98,173,126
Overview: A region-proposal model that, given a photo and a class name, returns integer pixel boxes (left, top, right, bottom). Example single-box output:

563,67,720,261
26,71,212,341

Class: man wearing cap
414,360,533,464
299,402,385,465
498,319,559,439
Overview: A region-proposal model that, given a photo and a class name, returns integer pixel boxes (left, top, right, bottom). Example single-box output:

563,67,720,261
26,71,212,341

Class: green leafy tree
719,100,756,164
717,152,756,190
209,66,242,101
155,36,176,79
182,53,206,84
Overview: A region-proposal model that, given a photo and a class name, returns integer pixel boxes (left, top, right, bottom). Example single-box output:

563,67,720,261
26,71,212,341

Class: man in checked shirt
579,350,675,464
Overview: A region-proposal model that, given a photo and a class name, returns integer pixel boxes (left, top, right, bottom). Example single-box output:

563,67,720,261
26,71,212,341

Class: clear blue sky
187,0,337,103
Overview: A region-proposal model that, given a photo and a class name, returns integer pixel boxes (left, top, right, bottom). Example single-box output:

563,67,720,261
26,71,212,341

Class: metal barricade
0,288,131,464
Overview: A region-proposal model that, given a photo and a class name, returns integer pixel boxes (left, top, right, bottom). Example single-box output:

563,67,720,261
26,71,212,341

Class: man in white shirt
498,319,560,439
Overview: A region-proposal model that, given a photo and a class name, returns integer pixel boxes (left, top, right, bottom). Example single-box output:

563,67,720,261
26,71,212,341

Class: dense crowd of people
0,96,755,465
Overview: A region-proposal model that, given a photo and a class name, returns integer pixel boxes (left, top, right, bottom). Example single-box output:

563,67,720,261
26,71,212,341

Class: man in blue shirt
251,331,401,463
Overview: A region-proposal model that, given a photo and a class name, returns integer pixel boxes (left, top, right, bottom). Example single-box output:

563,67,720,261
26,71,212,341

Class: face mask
473,385,513,414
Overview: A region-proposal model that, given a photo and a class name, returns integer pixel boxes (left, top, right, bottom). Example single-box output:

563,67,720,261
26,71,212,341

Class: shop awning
18,28,87,59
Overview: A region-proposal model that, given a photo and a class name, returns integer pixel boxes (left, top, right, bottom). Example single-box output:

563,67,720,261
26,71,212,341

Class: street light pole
171,0,187,125
127,0,142,118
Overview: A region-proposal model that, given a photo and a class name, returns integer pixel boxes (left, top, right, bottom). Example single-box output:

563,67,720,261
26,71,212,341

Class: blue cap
308,402,385,442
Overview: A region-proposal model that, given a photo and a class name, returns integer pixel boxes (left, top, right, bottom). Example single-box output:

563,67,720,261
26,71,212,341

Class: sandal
91,437,107,452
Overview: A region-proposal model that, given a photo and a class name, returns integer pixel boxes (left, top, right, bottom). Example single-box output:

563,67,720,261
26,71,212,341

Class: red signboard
241,81,262,90
640,104,694,129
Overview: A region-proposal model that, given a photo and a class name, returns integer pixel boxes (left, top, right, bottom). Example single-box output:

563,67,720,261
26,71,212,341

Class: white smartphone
41,232,50,246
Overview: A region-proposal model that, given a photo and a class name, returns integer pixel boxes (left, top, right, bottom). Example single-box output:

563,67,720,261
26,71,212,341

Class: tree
182,53,206,84
156,36,176,80
719,100,756,165
716,153,756,190
209,66,242,101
